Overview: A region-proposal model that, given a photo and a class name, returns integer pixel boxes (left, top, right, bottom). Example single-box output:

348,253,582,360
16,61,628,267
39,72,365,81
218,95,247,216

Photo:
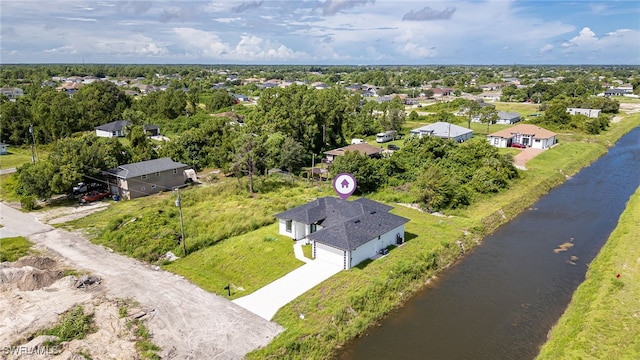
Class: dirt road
0,202,282,359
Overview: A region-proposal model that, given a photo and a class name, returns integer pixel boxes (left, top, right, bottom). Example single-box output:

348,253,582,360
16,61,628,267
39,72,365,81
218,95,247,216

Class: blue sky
1,0,639,65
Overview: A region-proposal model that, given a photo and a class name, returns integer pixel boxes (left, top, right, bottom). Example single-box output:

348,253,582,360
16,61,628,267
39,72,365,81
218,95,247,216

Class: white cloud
562,27,597,48
172,28,308,61
540,44,554,53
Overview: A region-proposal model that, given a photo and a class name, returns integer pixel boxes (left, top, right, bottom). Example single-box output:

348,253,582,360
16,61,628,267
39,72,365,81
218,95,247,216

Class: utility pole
175,188,186,256
29,124,37,163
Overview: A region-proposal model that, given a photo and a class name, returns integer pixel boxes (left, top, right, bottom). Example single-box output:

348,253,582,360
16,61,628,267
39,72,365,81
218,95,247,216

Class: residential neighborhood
0,63,638,360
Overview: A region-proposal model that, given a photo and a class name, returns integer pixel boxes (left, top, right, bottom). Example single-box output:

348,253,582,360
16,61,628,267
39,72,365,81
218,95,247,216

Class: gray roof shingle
106,158,188,179
275,196,408,251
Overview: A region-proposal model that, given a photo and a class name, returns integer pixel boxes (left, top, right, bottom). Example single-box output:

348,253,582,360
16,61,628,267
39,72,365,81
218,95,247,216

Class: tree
126,125,156,162
478,106,500,134
423,89,434,99
73,81,130,129
460,99,481,129
329,151,382,194
208,89,235,112
231,131,265,194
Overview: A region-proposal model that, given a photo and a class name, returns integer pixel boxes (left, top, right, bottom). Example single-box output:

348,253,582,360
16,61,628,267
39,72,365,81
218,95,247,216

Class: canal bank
338,125,640,359
248,115,640,360
536,186,640,359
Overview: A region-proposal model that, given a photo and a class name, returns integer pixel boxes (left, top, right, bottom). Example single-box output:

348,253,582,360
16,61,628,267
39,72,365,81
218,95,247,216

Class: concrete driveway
233,259,342,320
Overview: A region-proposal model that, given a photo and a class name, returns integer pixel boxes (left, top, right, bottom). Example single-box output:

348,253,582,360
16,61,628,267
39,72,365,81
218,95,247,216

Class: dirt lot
0,255,143,359
0,202,282,359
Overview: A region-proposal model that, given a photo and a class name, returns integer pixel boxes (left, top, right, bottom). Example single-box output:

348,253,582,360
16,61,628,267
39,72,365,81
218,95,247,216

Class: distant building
0,88,24,100
323,143,383,163
410,122,473,142
95,120,160,138
566,108,601,118
0,143,8,155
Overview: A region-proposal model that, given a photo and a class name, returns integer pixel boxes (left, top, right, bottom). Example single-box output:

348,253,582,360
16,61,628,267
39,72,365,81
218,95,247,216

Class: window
141,186,145,192
151,184,156,189
156,172,160,176
493,138,499,145
173,169,178,174
310,223,317,233
141,174,147,180
285,220,292,233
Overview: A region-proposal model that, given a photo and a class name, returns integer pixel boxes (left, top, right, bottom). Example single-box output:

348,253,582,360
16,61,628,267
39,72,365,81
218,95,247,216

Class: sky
1,0,639,65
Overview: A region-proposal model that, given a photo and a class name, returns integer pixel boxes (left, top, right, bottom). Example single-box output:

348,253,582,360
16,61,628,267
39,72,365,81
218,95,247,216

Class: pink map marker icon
333,173,357,200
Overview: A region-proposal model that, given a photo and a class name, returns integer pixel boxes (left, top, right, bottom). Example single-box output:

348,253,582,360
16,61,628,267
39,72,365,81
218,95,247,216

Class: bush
20,195,36,211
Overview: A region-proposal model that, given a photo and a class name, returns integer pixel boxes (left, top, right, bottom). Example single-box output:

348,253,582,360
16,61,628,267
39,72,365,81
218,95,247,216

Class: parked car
73,182,88,194
511,143,526,149
80,190,110,203
388,144,400,151
73,182,103,194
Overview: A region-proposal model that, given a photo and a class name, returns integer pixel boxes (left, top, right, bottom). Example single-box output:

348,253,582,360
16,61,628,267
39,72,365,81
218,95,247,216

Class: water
339,127,640,360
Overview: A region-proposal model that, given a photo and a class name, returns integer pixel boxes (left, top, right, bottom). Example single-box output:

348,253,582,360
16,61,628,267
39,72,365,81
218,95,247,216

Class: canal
339,127,640,360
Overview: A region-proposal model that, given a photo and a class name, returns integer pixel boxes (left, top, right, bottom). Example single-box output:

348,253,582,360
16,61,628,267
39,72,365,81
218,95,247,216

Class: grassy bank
248,115,640,359
0,236,34,262
536,187,640,359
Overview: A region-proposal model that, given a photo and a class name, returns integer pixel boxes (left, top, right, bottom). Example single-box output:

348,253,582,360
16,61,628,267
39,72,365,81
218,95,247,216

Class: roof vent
369,211,376,214
354,219,361,224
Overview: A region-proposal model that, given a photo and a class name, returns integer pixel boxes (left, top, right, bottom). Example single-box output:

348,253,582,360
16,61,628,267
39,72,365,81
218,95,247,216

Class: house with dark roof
95,120,160,138
275,197,409,269
323,143,383,163
103,158,189,199
410,122,473,142
487,124,557,149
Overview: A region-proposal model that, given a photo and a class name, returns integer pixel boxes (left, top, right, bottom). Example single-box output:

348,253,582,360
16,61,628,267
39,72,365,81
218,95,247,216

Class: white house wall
349,225,405,269
96,129,113,138
487,136,508,148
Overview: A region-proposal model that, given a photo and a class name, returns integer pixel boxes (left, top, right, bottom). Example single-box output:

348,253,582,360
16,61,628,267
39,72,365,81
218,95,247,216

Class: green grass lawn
536,187,640,360
0,147,34,169
0,236,34,262
0,174,21,202
164,223,304,299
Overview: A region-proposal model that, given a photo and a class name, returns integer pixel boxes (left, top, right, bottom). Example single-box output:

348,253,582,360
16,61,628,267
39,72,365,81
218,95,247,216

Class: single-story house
95,120,160,138
472,110,521,125
566,108,601,118
0,88,24,100
232,93,250,102
0,143,8,155
496,111,521,125
323,143,383,163
275,197,409,269
410,122,474,142
103,158,190,200
487,124,557,149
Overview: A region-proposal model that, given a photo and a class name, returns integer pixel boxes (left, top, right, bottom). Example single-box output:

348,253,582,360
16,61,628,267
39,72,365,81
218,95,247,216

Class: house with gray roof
496,111,521,125
95,120,160,138
103,158,189,199
275,197,409,269
410,122,473,142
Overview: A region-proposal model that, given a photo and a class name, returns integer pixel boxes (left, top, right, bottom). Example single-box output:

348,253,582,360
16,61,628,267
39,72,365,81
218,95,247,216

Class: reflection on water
340,127,640,360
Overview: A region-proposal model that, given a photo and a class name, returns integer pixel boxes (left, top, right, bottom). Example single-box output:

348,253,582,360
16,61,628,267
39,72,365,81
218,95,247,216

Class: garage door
315,243,345,268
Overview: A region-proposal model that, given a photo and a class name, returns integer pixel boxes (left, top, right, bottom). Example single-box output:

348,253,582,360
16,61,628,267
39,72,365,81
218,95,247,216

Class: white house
275,197,409,269
95,120,160,138
0,143,8,155
566,108,601,118
487,124,557,149
410,122,473,142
